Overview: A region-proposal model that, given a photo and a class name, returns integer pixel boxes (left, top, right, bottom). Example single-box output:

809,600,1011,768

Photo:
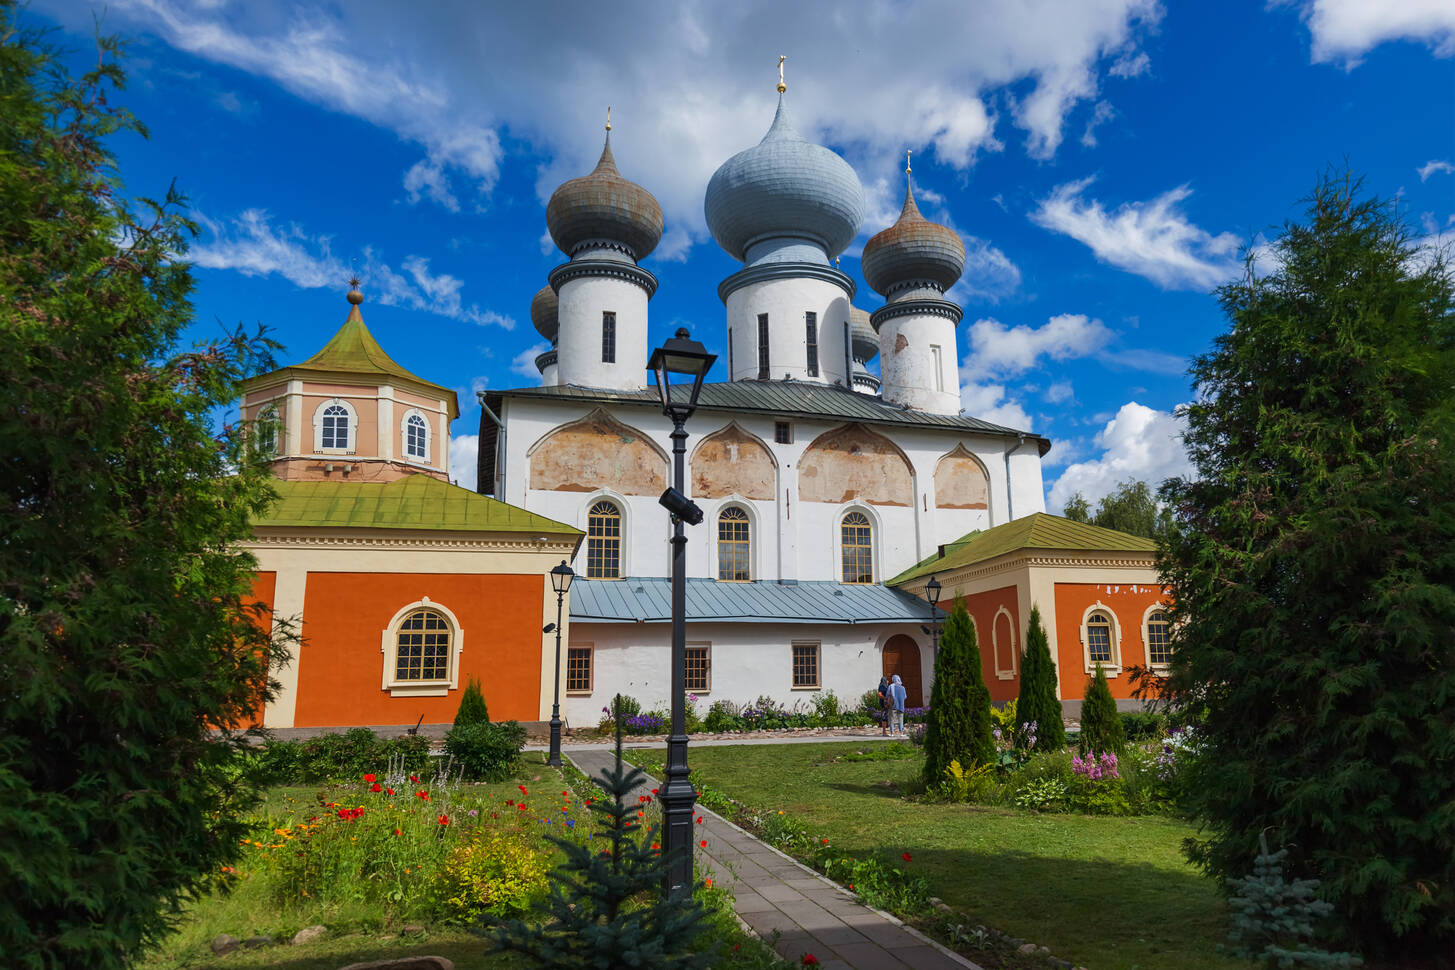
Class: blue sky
30,0,1455,505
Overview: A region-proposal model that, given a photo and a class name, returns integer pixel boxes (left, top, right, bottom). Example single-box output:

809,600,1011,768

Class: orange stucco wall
293,572,545,726
951,586,1021,704
1052,581,1169,700
244,571,278,727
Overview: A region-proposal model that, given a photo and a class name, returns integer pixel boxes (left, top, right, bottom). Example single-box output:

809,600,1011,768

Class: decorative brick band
716,261,857,304
869,298,963,331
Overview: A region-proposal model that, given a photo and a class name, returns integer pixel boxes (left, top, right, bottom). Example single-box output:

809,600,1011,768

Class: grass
632,741,1247,970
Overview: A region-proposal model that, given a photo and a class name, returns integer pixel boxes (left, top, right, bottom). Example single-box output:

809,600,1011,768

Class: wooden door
882,635,923,707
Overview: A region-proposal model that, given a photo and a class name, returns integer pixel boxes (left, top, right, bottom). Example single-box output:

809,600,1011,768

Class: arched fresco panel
690,423,775,500
934,444,990,509
798,424,913,506
527,409,667,496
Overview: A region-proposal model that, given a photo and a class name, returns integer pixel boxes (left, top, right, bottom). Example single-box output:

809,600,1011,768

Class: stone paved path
566,747,981,970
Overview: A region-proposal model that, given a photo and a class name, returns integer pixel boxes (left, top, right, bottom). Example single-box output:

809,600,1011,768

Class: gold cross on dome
777,55,786,93
605,105,611,132
906,149,912,175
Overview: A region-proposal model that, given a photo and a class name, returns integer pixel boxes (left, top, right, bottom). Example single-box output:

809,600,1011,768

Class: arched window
1145,609,1171,666
405,412,428,462
255,405,279,457
1086,610,1114,665
321,403,351,451
718,507,751,581
394,608,452,682
841,511,873,584
587,500,622,579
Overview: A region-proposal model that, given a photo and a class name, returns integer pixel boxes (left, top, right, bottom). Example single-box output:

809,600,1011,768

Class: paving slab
566,746,983,970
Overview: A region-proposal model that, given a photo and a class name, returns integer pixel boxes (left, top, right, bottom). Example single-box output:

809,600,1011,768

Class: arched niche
527,409,667,496
934,444,990,509
799,424,913,506
690,422,775,500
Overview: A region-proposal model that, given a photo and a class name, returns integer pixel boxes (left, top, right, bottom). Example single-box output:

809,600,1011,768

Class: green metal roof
248,305,460,418
886,513,1155,586
253,475,581,535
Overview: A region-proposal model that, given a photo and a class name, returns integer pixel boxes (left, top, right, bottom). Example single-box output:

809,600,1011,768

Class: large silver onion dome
546,133,663,261
861,177,965,296
849,307,878,361
530,286,558,343
704,94,865,262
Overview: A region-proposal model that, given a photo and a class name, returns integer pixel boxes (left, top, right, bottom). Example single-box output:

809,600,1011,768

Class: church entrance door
881,635,923,708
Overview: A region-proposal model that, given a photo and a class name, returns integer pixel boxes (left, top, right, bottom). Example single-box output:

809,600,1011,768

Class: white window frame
1142,604,1173,670
254,403,281,458
401,408,431,464
715,502,754,582
582,493,628,580
566,643,594,695
685,641,712,694
312,398,358,455
1079,602,1123,676
838,504,878,585
992,606,1018,680
379,597,464,697
931,344,944,392
791,640,821,690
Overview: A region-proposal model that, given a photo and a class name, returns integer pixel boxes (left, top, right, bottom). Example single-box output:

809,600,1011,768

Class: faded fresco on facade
798,424,913,506
934,444,990,509
690,423,776,500
528,409,667,495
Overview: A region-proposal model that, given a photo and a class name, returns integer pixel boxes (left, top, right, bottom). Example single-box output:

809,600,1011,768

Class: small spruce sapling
487,695,714,969
453,677,490,727
1225,831,1361,968
1078,664,1125,756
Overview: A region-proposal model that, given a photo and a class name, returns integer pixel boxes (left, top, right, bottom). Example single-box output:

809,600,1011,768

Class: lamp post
546,560,575,768
925,576,942,662
647,327,716,895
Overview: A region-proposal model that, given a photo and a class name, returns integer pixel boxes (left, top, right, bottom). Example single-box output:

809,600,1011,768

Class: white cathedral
478,81,1051,725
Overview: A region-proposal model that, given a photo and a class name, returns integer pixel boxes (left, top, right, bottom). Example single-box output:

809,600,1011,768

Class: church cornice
716,261,857,304
869,298,963,331
905,549,1159,588
244,529,579,554
548,259,658,298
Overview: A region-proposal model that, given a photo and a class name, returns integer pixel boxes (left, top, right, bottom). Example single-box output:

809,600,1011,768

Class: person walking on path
888,674,907,736
876,676,890,736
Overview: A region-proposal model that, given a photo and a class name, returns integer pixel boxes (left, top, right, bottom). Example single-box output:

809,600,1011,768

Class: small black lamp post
646,327,716,895
925,576,942,661
546,560,575,768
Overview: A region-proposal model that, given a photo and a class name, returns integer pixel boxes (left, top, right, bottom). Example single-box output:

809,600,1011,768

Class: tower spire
777,54,786,94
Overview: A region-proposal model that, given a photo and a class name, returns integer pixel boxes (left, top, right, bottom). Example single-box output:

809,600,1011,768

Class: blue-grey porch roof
569,577,931,625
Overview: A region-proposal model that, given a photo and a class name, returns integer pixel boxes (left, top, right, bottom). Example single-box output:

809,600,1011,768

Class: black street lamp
646,327,716,895
925,576,942,662
546,560,575,768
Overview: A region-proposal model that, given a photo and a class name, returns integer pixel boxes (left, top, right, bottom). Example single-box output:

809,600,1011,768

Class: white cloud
1080,100,1116,148
1045,380,1075,404
77,0,1163,249
1419,160,1455,181
1047,401,1193,510
963,313,1114,378
191,208,514,328
1031,177,1241,289
449,434,478,491
510,342,551,380
960,381,1033,431
1299,0,1455,66
1108,51,1150,78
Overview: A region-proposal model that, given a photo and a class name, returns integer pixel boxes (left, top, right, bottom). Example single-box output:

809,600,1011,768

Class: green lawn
635,742,1247,970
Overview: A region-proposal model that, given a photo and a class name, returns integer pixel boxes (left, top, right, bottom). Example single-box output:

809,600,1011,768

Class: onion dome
530,286,559,344
849,307,878,362
861,176,965,297
704,94,865,262
546,132,663,261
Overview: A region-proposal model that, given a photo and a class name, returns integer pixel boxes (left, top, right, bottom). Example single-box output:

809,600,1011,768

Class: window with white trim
321,404,351,451
1080,605,1123,672
791,640,820,689
380,597,463,696
587,500,622,579
255,404,279,457
931,345,944,392
1145,609,1172,667
404,411,429,462
717,506,751,581
840,511,873,584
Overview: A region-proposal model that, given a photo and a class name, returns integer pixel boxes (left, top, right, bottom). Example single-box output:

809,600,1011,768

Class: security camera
658,486,704,526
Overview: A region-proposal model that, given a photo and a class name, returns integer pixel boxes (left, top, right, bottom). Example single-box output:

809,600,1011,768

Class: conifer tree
923,601,994,785
489,696,714,968
453,677,490,727
1161,172,1454,962
1015,606,1066,751
1077,665,1124,755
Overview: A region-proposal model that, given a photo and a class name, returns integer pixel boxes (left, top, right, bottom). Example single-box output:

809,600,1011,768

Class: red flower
393,828,402,836
802,956,819,966
386,788,395,795
561,790,568,797
848,884,855,891
651,788,659,795
409,774,418,783
518,803,527,811
416,791,429,801
370,783,382,793
821,838,829,844
704,877,712,888
506,800,515,807
337,809,349,819
519,785,528,794
901,852,912,862
363,773,376,783
437,814,449,826
700,840,707,848
652,842,660,850
696,816,703,824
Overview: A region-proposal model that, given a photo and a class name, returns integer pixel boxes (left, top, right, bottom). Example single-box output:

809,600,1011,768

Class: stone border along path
566,746,983,970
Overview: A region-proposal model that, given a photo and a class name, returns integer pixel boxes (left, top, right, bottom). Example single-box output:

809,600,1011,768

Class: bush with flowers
439,827,552,920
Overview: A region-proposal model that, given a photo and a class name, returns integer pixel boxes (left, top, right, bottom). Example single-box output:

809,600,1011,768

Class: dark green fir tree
923,600,995,785
488,696,714,969
453,676,490,727
1014,606,1066,751
1077,665,1124,756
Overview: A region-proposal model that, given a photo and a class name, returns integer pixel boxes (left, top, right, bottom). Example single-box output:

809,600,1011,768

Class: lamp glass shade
647,327,716,415
925,576,942,607
550,560,575,595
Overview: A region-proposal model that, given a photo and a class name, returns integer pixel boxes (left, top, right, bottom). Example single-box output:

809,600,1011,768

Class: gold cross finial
777,55,786,93
605,105,611,132
906,149,912,175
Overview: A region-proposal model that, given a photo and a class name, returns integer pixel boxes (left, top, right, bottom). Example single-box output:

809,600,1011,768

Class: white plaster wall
877,312,961,415
540,362,558,387
556,275,649,391
500,398,1039,585
724,277,851,386
560,621,935,727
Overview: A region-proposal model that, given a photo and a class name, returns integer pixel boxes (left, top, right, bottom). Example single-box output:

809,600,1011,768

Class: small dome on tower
546,132,663,261
861,176,965,297
705,93,865,262
530,286,559,343
849,307,878,362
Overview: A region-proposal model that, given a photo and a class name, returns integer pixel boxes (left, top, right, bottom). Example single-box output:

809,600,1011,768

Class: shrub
859,688,887,721
1079,664,1125,755
703,700,742,733
257,730,433,784
1013,778,1069,811
1225,832,1361,967
1119,711,1167,742
440,828,552,921
988,699,1018,737
809,690,841,722
939,759,997,803
444,722,526,781
923,600,995,785
1016,605,1066,751
454,678,490,728
597,694,641,731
